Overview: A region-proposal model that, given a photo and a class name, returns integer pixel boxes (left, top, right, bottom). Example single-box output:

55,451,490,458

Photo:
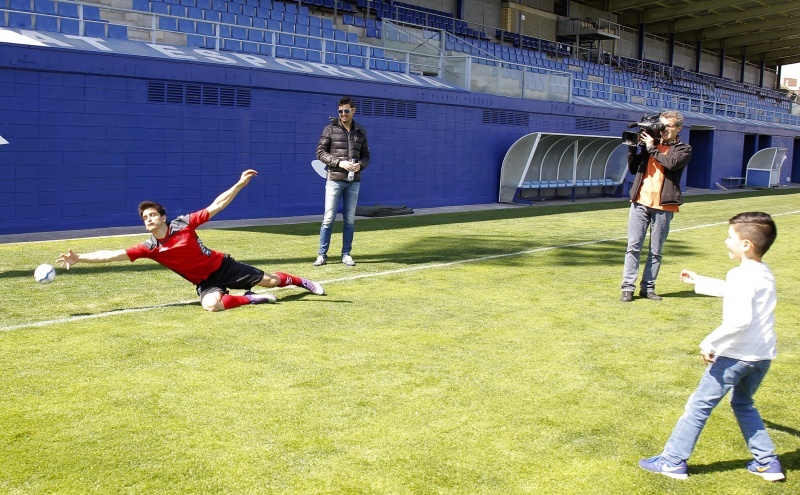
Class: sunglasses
338,109,353,114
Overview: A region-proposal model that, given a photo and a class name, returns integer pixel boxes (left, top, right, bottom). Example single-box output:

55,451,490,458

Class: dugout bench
498,133,628,204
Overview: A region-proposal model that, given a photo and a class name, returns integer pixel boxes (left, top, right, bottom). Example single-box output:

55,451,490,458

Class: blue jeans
661,356,777,465
318,180,360,257
621,202,673,292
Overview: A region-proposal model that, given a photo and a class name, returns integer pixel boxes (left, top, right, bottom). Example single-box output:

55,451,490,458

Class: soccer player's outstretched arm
206,169,258,219
57,249,131,269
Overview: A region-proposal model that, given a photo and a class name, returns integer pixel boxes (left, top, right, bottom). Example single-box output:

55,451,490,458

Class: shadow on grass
228,188,800,237
0,228,703,279
68,299,200,317
689,420,800,476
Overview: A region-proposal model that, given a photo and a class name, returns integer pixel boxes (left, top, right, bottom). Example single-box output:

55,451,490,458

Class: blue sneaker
638,456,688,480
747,459,785,481
244,291,276,304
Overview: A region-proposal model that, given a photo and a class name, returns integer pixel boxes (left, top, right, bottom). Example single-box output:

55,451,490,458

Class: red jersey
125,209,224,285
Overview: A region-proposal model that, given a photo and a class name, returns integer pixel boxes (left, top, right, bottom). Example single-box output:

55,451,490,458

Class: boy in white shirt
638,212,784,481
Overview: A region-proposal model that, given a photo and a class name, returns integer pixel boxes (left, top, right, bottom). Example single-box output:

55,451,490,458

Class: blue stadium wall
1,42,797,235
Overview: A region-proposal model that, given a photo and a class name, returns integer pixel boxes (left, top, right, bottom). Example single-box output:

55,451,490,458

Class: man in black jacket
621,110,692,302
314,96,371,267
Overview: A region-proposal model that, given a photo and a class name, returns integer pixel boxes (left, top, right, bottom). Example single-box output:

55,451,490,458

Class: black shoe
620,291,634,302
640,291,662,301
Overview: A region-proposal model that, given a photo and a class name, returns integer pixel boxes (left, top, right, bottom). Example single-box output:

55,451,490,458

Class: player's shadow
69,300,200,317
689,420,799,476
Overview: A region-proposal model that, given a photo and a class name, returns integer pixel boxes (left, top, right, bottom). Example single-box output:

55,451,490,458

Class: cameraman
620,110,692,302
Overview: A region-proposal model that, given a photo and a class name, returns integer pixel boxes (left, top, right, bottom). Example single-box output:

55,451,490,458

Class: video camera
622,113,665,146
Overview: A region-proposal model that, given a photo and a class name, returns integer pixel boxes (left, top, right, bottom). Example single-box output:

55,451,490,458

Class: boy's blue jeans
661,356,777,465
318,180,360,257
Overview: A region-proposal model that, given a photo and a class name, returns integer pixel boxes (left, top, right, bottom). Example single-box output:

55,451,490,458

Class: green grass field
2,190,799,494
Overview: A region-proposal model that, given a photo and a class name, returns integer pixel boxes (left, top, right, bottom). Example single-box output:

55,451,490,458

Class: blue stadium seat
346,32,357,43
158,17,177,31
335,53,348,65
333,29,345,41
242,4,255,16
220,12,235,24
226,2,240,14
33,0,55,14
187,6,203,19
278,32,293,45
57,2,78,17
306,49,321,62
354,16,365,27
108,23,127,39
275,45,290,58
285,2,297,13
151,2,168,14
269,10,283,21
297,14,308,25
8,12,33,28
280,21,294,32
236,15,252,26
212,0,225,11
309,16,320,27
295,24,308,35
290,47,304,59
178,19,195,33
294,36,308,48
35,14,58,31
59,17,79,34
197,21,214,35
259,43,272,56
186,34,205,47
179,0,195,7
231,26,247,39
308,37,321,50
196,0,211,8
222,39,242,51
168,4,186,16
321,27,333,39
342,14,353,25
256,6,269,18
131,0,149,11
308,25,321,37
84,21,106,37
82,5,102,21
321,17,332,29
242,41,258,53
284,12,296,23
266,18,279,31
272,0,284,11
370,58,388,70
247,28,263,41
10,0,32,12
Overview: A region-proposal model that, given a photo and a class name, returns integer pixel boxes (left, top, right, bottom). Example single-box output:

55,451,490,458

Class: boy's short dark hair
338,96,354,108
138,201,166,219
729,212,777,257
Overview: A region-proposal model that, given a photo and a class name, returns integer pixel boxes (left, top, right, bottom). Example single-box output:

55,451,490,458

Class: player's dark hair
338,96,354,108
138,201,166,219
729,212,777,257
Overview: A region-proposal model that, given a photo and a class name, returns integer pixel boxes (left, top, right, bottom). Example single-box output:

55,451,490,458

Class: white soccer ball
34,263,56,284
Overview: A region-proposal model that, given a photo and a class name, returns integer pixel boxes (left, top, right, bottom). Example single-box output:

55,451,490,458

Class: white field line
4,210,799,332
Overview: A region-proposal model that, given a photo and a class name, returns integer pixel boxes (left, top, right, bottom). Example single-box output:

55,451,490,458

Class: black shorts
196,255,265,299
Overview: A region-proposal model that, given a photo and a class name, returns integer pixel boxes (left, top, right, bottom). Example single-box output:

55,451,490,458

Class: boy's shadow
690,421,799,477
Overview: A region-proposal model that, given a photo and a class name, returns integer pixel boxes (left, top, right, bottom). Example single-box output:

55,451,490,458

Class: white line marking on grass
4,210,800,332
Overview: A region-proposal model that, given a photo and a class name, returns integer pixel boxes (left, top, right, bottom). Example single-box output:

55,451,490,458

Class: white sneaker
244,291,277,304
300,278,325,295
313,255,326,266
342,255,356,266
